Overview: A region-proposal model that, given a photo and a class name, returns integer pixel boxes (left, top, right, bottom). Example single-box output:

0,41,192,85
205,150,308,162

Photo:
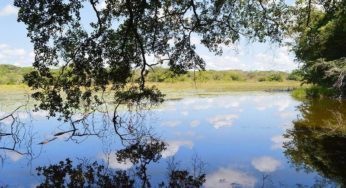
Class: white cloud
204,53,242,71
161,101,177,111
279,111,295,119
16,111,29,120
205,168,257,188
190,36,201,45
208,114,239,129
253,95,291,112
0,111,12,125
71,113,85,121
192,103,212,110
161,140,193,158
224,101,240,109
30,183,40,188
0,44,33,66
99,153,133,170
0,117,13,125
271,135,291,150
4,150,23,162
281,123,294,131
181,111,189,116
250,46,297,72
160,120,181,127
190,120,200,127
200,42,297,72
96,0,107,9
0,5,18,16
274,98,291,112
183,98,236,111
251,156,281,173
182,99,197,106
31,111,49,119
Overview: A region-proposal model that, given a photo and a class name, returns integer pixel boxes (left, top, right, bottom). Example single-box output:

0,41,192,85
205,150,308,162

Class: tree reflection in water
0,97,206,187
36,159,135,187
4,95,346,187
35,152,205,188
284,99,346,187
0,97,37,164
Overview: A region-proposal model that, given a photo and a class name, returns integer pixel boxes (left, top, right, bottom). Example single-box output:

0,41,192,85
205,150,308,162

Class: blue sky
0,0,298,72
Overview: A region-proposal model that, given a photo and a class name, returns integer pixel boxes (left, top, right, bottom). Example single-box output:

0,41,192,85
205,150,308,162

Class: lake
0,91,345,187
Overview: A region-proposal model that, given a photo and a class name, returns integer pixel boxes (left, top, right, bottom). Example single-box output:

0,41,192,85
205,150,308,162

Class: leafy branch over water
13,0,289,120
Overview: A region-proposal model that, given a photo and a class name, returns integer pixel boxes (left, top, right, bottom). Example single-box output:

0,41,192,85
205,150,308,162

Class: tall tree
291,0,346,97
14,0,289,119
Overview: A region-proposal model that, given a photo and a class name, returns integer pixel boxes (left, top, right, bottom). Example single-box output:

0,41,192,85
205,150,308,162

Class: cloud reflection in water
205,168,256,188
251,156,281,173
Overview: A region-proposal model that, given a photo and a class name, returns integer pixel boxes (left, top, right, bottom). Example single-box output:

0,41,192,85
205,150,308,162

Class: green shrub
291,88,307,100
291,86,338,100
268,74,284,82
306,86,337,98
212,74,222,80
258,77,267,82
287,70,303,81
229,73,243,81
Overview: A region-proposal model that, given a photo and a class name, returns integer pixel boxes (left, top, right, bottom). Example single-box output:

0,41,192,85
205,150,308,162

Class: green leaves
15,0,289,119
290,0,346,98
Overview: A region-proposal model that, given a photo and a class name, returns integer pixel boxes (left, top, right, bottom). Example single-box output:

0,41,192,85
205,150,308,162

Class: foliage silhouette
36,158,135,188
291,0,346,97
36,155,206,188
116,137,166,188
14,0,289,119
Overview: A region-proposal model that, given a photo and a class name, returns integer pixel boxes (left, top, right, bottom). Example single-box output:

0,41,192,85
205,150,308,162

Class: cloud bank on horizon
0,2,298,72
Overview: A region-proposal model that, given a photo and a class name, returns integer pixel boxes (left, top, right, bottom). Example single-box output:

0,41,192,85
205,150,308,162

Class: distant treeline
144,67,302,83
0,65,33,85
0,64,302,85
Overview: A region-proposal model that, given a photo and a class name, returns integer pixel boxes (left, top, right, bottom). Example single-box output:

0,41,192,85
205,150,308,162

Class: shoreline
0,81,302,93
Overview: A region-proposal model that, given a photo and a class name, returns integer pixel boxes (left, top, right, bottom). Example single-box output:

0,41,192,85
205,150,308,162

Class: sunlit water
0,92,345,187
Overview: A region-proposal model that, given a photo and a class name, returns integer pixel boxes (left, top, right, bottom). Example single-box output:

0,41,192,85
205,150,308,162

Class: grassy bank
149,80,301,92
291,86,338,100
0,84,30,92
0,81,302,93
150,81,303,99
0,64,303,95
0,81,303,112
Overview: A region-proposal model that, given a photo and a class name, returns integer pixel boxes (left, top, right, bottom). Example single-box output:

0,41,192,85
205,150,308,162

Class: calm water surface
0,92,345,187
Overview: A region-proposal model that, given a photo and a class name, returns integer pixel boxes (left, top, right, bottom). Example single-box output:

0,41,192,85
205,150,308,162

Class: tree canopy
291,0,346,97
14,0,289,119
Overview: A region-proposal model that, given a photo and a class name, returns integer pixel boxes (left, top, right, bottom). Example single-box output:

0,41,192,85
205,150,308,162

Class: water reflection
2,92,346,187
284,99,346,187
205,168,256,188
0,107,36,163
251,156,281,173
35,157,206,188
207,114,239,129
